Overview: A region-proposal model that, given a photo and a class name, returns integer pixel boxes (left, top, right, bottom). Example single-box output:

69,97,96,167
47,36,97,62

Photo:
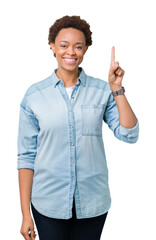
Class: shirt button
72,177,75,180
72,160,74,163
71,125,73,128
72,143,74,146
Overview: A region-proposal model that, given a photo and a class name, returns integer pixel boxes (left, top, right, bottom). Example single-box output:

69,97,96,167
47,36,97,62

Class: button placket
57,80,80,211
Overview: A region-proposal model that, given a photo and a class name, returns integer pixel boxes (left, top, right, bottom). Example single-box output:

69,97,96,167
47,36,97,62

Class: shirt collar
51,67,86,88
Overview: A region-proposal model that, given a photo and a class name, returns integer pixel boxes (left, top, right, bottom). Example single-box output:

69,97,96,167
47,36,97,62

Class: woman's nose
67,47,76,55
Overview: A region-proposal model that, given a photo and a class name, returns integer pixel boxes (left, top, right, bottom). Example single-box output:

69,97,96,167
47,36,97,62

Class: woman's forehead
56,28,86,43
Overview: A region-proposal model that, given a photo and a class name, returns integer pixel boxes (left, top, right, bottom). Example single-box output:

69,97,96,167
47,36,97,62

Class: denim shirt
17,67,139,219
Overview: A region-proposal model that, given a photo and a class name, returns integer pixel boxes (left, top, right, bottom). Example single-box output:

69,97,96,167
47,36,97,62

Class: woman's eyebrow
60,40,84,45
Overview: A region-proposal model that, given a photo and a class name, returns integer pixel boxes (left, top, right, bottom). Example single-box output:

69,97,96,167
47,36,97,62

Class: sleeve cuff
119,119,139,138
17,161,34,170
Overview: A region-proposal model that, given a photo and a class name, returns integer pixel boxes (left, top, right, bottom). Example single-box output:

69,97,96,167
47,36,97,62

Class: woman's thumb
30,227,37,240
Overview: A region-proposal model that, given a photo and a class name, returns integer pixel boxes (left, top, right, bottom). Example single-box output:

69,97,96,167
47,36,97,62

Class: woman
17,15,139,240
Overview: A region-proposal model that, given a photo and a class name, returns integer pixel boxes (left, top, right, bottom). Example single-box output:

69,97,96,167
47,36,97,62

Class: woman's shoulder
86,73,111,91
24,75,52,97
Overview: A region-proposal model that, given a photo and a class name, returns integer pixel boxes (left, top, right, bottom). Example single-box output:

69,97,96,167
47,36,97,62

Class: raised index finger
111,46,115,65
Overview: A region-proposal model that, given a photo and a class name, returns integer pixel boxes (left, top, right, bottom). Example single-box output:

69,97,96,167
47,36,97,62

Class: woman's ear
84,46,88,55
50,42,55,53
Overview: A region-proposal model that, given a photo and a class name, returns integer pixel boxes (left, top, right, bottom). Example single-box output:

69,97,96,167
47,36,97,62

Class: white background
1,0,156,239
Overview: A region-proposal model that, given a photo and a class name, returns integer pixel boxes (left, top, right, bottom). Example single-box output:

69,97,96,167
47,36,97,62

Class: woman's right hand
20,215,37,240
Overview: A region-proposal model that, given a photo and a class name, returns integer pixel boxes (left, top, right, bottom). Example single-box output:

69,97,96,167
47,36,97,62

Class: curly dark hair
48,15,92,57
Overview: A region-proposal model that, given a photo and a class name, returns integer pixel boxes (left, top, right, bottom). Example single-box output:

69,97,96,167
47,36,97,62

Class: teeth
64,58,76,62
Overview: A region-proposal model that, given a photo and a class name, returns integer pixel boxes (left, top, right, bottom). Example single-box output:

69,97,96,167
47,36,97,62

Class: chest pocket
81,104,105,137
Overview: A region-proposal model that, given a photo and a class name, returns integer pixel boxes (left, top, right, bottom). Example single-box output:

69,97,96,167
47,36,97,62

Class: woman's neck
56,67,80,87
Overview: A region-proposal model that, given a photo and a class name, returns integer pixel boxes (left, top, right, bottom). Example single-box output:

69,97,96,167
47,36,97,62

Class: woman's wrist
22,210,32,219
21,203,31,218
110,84,123,92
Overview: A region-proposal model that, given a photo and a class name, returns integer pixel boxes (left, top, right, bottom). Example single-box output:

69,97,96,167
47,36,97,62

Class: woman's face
50,28,88,72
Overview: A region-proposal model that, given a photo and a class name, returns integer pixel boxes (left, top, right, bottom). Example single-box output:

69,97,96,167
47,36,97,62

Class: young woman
17,15,139,240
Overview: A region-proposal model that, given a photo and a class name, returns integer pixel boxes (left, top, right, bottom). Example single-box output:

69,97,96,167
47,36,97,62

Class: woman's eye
76,46,82,49
60,45,82,49
60,45,67,48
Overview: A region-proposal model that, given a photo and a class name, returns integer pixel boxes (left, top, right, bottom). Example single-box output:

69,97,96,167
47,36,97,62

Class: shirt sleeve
17,94,40,170
103,92,139,144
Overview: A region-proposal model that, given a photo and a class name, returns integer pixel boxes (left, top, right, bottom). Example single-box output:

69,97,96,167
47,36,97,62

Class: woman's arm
114,93,137,128
17,93,39,239
18,168,34,218
108,46,138,128
18,169,36,240
104,46,139,143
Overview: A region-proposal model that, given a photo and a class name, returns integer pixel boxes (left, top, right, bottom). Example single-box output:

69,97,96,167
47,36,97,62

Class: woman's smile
63,57,78,64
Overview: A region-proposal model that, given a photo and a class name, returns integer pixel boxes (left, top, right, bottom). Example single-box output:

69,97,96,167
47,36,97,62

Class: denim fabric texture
17,67,139,219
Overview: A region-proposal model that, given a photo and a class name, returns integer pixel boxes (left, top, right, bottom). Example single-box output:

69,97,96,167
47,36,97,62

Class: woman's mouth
63,58,78,64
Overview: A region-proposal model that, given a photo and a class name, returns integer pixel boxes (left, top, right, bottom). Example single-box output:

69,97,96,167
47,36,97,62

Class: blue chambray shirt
17,67,139,219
